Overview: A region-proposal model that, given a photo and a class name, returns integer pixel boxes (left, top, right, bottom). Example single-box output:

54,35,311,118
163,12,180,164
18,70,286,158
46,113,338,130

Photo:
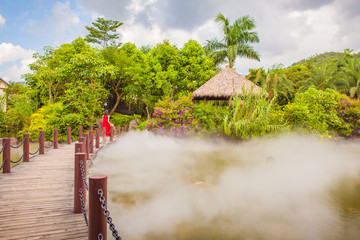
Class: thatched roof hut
193,66,263,101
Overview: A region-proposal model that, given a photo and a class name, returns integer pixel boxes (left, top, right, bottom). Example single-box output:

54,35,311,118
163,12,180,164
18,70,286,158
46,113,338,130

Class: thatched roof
193,66,264,100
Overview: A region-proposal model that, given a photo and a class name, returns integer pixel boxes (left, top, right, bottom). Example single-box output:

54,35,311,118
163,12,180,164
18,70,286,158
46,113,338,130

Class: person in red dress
102,110,111,137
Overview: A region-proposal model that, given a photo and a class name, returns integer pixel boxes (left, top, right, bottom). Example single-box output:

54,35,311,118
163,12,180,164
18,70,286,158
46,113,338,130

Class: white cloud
0,14,5,26
0,43,35,82
25,1,80,45
76,0,360,74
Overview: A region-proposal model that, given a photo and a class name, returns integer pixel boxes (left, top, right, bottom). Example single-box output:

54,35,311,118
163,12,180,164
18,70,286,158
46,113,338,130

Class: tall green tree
85,17,123,48
205,13,260,68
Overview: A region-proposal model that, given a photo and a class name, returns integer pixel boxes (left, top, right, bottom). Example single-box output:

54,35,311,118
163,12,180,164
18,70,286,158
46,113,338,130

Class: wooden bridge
0,126,125,240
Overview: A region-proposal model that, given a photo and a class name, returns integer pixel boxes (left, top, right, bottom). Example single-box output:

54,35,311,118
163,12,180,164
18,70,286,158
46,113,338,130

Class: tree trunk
110,91,125,115
146,104,150,120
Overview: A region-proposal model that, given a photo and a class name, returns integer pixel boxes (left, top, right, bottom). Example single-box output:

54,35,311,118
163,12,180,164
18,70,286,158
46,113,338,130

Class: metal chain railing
29,145,40,157
79,188,88,226
98,189,122,240
10,138,26,149
10,152,24,165
80,161,89,191
0,143,6,171
30,134,41,143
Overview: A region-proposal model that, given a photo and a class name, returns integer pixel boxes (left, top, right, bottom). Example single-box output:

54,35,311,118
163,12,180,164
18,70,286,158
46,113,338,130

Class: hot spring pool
90,132,360,240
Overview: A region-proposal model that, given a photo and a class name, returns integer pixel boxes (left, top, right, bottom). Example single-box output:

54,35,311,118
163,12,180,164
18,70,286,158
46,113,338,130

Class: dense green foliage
2,16,360,141
282,87,347,135
146,95,199,136
110,113,142,129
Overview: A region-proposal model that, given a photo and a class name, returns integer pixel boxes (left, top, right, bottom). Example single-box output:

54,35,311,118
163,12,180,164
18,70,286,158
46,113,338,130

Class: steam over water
90,132,360,240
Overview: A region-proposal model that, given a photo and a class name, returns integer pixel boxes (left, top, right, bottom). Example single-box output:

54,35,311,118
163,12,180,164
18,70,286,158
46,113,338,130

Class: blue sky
1,0,360,82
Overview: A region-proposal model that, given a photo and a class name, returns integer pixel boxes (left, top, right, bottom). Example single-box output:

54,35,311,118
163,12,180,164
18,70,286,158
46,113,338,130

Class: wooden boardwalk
0,142,88,239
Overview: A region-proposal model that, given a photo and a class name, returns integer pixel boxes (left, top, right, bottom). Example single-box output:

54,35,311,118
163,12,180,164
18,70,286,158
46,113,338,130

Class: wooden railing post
83,133,90,160
2,138,11,173
23,134,30,162
88,175,107,240
124,125,128,133
39,131,45,154
79,125,83,140
110,126,114,142
54,128,58,149
79,137,85,153
89,130,94,154
67,127,71,144
75,142,84,154
96,129,100,149
90,125,94,131
74,152,87,213
117,125,121,137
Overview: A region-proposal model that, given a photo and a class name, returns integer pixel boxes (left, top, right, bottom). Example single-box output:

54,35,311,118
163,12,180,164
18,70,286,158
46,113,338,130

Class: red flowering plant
146,94,199,136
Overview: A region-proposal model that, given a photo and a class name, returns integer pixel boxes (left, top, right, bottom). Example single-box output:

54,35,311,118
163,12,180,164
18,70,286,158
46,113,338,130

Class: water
90,132,360,240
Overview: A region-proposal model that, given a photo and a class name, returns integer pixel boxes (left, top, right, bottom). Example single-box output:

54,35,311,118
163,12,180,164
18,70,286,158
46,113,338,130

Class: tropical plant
205,13,260,68
299,63,348,92
223,88,285,139
343,57,360,98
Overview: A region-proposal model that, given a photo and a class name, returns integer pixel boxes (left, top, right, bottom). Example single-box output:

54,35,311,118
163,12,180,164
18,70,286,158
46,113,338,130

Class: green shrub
110,113,142,128
146,94,199,136
283,87,348,134
193,102,229,135
337,95,360,137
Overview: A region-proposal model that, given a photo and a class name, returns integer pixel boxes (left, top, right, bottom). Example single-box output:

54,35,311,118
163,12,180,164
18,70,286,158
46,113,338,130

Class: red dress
102,115,111,136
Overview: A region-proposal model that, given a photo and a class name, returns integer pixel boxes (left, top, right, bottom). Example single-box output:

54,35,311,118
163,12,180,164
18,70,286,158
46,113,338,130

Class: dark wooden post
117,125,121,137
39,131,45,154
83,133,90,160
74,153,87,213
79,137,85,153
54,128,58,149
75,142,84,154
90,125,94,131
124,125,128,133
96,129,100,149
2,138,11,173
23,134,29,162
89,130,94,153
78,125,83,140
88,175,107,240
67,127,71,144
110,126,114,142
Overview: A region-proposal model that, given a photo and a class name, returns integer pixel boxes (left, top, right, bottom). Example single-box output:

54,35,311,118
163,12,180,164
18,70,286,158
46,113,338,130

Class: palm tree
343,57,360,98
300,63,348,92
205,13,260,68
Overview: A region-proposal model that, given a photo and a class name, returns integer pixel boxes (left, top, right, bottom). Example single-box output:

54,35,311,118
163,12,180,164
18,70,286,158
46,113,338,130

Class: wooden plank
0,142,92,239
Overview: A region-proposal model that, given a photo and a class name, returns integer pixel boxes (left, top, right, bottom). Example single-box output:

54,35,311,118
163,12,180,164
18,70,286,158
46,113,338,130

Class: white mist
90,132,360,240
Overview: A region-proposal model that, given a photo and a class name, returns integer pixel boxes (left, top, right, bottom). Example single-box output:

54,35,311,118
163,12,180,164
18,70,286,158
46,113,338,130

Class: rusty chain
98,189,122,240
79,188,88,226
10,138,26,148
80,161,89,191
